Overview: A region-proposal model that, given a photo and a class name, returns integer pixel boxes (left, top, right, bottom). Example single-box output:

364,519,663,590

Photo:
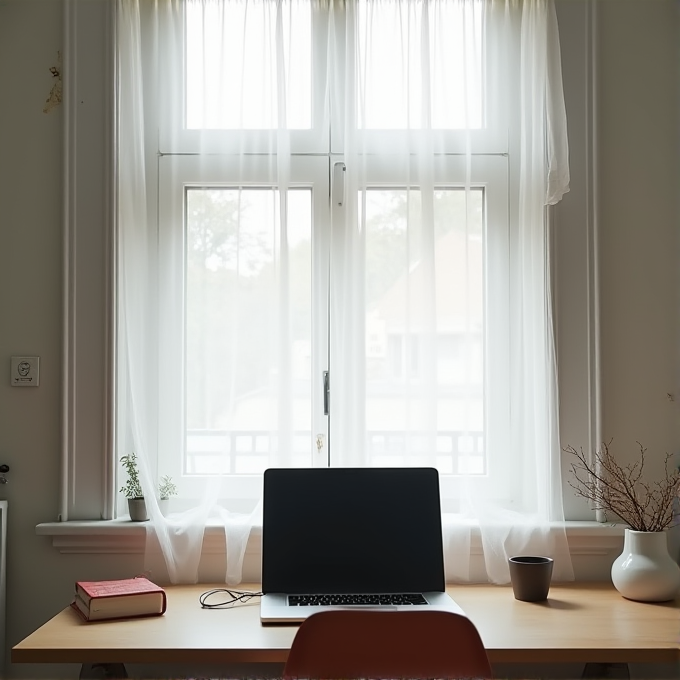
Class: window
184,186,315,474
141,0,516,507
61,0,595,585
157,155,330,499
185,0,312,130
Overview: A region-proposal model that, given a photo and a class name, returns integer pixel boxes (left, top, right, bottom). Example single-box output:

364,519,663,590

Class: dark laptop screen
262,467,445,594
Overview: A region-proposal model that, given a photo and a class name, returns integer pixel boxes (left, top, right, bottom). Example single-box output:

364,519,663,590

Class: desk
12,583,680,667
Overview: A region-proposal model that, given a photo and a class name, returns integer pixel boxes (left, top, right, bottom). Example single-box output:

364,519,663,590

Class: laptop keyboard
288,593,428,606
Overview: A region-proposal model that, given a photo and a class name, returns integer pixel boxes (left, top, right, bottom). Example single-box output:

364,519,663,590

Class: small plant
566,441,680,532
119,453,143,499
120,454,179,502
158,474,178,500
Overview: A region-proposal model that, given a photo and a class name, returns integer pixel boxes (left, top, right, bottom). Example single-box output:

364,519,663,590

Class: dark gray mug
509,556,554,601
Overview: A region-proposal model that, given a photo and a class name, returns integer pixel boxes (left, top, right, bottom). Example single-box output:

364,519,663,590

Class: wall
0,1,678,679
555,0,680,525
0,2,146,679
540,0,680,640
598,1,680,478
580,0,679,563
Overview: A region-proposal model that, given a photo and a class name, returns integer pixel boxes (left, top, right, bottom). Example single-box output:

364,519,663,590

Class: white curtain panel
117,0,574,585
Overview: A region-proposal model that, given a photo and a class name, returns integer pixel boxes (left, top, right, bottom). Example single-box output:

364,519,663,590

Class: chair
283,609,493,680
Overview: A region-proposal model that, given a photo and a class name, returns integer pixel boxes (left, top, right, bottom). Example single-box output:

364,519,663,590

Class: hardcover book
71,576,167,622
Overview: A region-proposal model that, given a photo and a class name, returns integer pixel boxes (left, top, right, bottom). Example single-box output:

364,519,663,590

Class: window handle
332,162,345,206
323,370,330,415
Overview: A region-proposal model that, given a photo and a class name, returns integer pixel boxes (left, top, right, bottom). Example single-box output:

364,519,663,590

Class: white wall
0,1,678,679
0,2,146,678
601,0,680,565
598,0,680,474
555,0,680,525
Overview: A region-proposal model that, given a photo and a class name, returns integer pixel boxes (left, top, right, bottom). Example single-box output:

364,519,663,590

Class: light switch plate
11,356,40,387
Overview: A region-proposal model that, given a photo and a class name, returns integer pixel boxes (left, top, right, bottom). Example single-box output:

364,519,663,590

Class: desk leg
582,663,630,679
79,663,128,679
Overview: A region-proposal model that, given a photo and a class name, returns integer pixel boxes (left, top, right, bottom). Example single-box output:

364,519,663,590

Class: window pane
185,0,312,129
363,187,484,474
357,0,483,129
185,187,313,474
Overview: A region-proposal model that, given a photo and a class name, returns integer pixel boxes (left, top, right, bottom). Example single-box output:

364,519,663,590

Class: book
71,577,167,622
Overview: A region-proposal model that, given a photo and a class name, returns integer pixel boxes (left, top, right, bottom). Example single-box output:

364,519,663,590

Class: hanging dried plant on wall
43,51,62,114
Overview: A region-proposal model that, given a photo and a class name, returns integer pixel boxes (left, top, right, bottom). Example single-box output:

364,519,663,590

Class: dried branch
566,441,680,532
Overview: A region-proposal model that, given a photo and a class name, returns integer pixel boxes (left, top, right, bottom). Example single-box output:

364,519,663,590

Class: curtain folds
117,0,574,586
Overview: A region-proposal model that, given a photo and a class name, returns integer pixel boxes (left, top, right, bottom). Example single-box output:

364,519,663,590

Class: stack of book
71,576,167,622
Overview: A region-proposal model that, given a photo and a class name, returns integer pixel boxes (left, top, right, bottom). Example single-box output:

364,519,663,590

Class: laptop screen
262,467,446,595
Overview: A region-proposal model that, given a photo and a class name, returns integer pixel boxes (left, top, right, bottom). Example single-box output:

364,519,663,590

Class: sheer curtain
117,0,574,586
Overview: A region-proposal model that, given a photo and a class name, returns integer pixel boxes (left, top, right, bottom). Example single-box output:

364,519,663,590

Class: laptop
260,466,463,623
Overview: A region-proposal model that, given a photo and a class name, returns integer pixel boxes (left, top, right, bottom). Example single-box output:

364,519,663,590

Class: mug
509,555,554,601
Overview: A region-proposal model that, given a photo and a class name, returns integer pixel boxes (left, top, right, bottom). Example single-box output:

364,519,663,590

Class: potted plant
566,441,680,601
158,474,178,500
158,474,178,515
119,453,148,521
120,454,179,520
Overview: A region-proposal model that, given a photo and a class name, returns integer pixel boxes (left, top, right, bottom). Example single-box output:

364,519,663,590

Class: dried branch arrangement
566,441,680,532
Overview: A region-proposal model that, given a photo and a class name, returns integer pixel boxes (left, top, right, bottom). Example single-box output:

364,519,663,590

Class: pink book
71,576,167,621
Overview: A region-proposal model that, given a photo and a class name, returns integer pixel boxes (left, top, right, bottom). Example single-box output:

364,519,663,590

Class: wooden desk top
12,583,680,666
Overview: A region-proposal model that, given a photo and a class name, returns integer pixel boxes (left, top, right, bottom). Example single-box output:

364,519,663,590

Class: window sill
36,519,624,556
36,517,262,554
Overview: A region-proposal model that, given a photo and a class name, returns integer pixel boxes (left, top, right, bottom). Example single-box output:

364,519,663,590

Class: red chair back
283,609,493,679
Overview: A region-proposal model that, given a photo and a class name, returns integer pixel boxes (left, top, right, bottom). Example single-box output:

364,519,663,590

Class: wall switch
11,356,40,387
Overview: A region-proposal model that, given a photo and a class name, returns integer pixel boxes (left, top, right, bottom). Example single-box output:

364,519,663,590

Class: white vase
611,529,680,602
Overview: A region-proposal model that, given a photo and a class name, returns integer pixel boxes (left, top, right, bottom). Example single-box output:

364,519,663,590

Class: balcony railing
186,429,485,475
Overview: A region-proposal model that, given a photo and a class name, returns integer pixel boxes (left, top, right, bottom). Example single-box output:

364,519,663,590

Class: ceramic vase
611,529,680,602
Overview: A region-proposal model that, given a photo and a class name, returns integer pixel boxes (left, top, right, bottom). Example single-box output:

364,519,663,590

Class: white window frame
156,154,331,502
60,0,117,521
156,1,331,156
328,0,510,156
156,152,508,504
146,1,515,505
353,154,511,504
56,0,601,530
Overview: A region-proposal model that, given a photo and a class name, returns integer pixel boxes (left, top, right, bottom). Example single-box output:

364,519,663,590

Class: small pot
127,497,148,522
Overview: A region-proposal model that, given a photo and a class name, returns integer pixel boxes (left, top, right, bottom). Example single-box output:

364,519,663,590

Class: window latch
332,162,345,206
323,370,330,415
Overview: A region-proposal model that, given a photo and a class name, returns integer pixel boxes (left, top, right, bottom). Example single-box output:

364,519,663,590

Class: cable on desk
199,588,264,609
